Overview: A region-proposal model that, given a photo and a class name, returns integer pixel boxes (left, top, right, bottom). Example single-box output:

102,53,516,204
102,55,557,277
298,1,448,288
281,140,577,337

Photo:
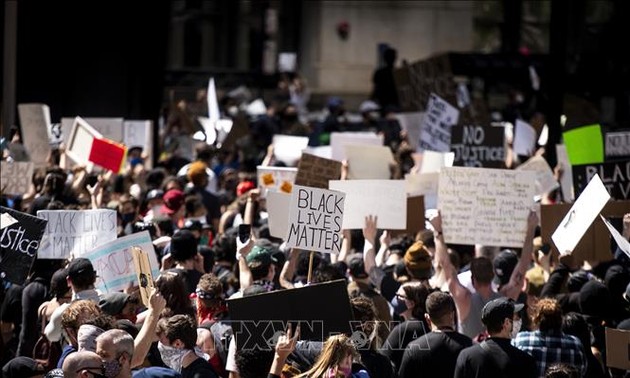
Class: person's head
425,291,456,330
470,257,494,289
169,229,199,263
347,253,368,280
160,189,185,219
51,268,71,302
493,249,518,287
403,241,433,281
533,298,563,332
578,280,612,319
194,144,215,164
195,273,224,314
78,314,116,352
187,161,208,188
246,245,277,282
544,363,580,378
383,47,397,66
61,300,102,347
350,296,378,350
392,282,430,320
481,297,524,338
98,292,140,323
62,350,105,378
145,189,164,210
2,357,45,378
184,196,207,221
67,258,97,292
561,312,591,350
156,315,198,372
95,329,134,378
156,272,195,318
300,334,358,378
42,170,67,196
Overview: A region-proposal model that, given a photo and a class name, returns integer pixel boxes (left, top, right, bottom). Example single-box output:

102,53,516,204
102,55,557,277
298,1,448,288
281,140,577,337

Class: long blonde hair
296,334,359,378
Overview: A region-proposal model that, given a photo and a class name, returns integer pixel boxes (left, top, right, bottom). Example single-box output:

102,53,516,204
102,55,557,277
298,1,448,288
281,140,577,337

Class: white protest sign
418,93,459,152
329,180,406,230
551,174,610,255
18,103,52,167
420,150,454,174
330,132,383,162
285,185,345,254
83,118,124,142
556,144,574,202
272,135,309,166
66,117,102,170
513,119,537,156
516,155,559,196
606,131,630,157
438,167,537,247
345,145,393,179
84,231,160,293
303,146,332,159
123,120,152,150
266,191,291,239
601,215,630,257
0,162,34,195
257,166,297,197
36,209,118,259
393,112,424,150
208,77,220,122
405,172,439,209
0,213,18,230
278,52,297,72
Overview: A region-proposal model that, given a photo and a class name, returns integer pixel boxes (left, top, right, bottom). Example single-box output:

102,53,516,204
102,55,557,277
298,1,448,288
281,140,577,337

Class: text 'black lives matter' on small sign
0,207,47,285
572,159,630,200
285,185,345,254
451,125,505,168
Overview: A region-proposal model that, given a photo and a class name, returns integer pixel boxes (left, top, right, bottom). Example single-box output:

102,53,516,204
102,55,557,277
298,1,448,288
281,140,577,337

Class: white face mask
185,216,207,225
158,342,188,373
511,318,522,339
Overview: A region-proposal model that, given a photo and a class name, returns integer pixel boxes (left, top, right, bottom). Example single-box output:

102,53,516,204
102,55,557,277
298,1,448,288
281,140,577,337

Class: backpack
32,305,62,371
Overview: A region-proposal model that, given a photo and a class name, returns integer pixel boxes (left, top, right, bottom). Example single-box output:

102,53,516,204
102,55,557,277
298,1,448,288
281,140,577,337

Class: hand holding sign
149,287,166,314
362,215,378,245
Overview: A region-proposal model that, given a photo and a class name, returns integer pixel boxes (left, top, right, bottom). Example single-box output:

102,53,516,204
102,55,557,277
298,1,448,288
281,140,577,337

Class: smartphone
238,224,251,244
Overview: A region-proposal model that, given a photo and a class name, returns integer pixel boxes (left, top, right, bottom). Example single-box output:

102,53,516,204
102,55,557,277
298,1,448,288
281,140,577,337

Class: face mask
122,212,135,224
511,318,522,339
339,365,352,378
158,342,188,373
103,357,122,378
185,216,207,225
390,296,408,315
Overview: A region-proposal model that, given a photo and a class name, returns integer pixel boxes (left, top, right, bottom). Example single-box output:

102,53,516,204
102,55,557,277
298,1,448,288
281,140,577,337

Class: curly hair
533,298,563,332
61,300,101,331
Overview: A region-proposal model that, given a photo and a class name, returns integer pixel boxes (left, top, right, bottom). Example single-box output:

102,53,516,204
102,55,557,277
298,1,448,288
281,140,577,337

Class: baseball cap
67,258,97,281
493,249,518,286
170,230,199,262
183,219,203,232
246,245,278,265
359,100,380,114
99,292,130,316
236,180,255,196
348,254,368,279
160,189,185,215
481,297,524,326
2,357,45,378
146,189,164,201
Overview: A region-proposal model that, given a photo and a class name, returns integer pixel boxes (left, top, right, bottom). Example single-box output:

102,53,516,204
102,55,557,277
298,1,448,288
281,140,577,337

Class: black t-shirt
399,331,472,378
359,349,394,378
454,338,537,378
380,319,428,372
17,278,49,357
181,356,218,378
0,285,24,340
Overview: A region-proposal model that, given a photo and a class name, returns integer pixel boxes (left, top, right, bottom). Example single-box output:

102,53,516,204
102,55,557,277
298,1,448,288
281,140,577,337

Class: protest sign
393,112,424,150
451,125,505,168
563,124,604,165
66,117,102,169
390,196,425,237
131,246,156,307
551,174,610,255
606,131,630,158
18,103,52,167
438,167,536,247
84,231,160,293
303,146,332,159
601,215,630,257
420,150,454,174
418,93,459,152
513,119,537,157
606,327,630,370
572,160,630,200
295,153,341,189
37,209,117,259
207,77,220,122
83,118,124,143
555,144,575,202
89,138,127,173
228,279,353,350
1,162,34,195
330,132,383,162
123,120,153,165
345,145,393,180
278,52,297,72
257,166,297,197
272,135,309,166
329,180,406,230
0,207,47,285
405,172,439,209
285,185,345,254
515,156,559,196
266,191,291,239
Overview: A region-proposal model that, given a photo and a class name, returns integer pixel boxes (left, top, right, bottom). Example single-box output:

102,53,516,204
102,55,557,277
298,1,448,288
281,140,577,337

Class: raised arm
279,249,299,289
131,287,166,367
501,210,538,300
269,324,299,378
237,238,255,290
375,230,390,267
362,215,378,274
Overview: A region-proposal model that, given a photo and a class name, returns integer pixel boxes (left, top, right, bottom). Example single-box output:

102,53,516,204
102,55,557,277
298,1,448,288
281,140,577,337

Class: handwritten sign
295,153,341,189
551,174,610,255
513,119,537,157
438,167,536,247
272,135,309,166
606,131,630,157
330,132,383,162
285,185,345,254
345,145,393,179
1,162,34,195
18,103,52,167
572,160,630,200
418,93,459,152
0,207,47,285
329,180,407,230
37,209,118,259
515,156,559,196
451,125,505,168
84,231,160,293
257,166,297,197
131,246,156,306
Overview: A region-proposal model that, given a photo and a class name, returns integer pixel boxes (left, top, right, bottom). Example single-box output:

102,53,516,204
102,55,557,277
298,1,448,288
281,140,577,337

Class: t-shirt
0,284,24,344
454,338,537,378
181,356,218,378
17,278,49,357
399,331,472,378
380,319,428,372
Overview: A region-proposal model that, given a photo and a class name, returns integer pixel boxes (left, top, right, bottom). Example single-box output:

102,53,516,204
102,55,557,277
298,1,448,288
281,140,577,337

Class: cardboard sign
405,173,439,209
451,125,505,168
84,231,160,293
606,131,630,158
572,160,630,200
555,144,575,202
295,153,341,189
329,180,407,230
516,156,559,196
393,112,424,150
66,116,102,170
541,201,629,263
513,119,537,157
563,124,604,165
606,327,630,370
1,162,34,195
228,279,353,350
266,191,291,239
438,167,537,247
390,196,426,237
330,132,383,162
420,151,454,174
272,135,309,166
285,186,345,254
257,166,297,197
89,138,127,173
551,174,611,255
418,93,459,152
0,207,47,285
345,145,393,180
131,246,156,307
37,209,118,259
18,103,52,167
601,215,630,258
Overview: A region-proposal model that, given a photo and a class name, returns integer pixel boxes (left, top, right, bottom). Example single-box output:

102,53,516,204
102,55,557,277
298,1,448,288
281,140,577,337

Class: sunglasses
77,366,107,378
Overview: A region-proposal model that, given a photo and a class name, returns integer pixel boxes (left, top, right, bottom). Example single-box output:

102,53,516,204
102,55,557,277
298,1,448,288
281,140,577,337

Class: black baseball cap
493,249,518,286
481,297,524,326
67,258,97,281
